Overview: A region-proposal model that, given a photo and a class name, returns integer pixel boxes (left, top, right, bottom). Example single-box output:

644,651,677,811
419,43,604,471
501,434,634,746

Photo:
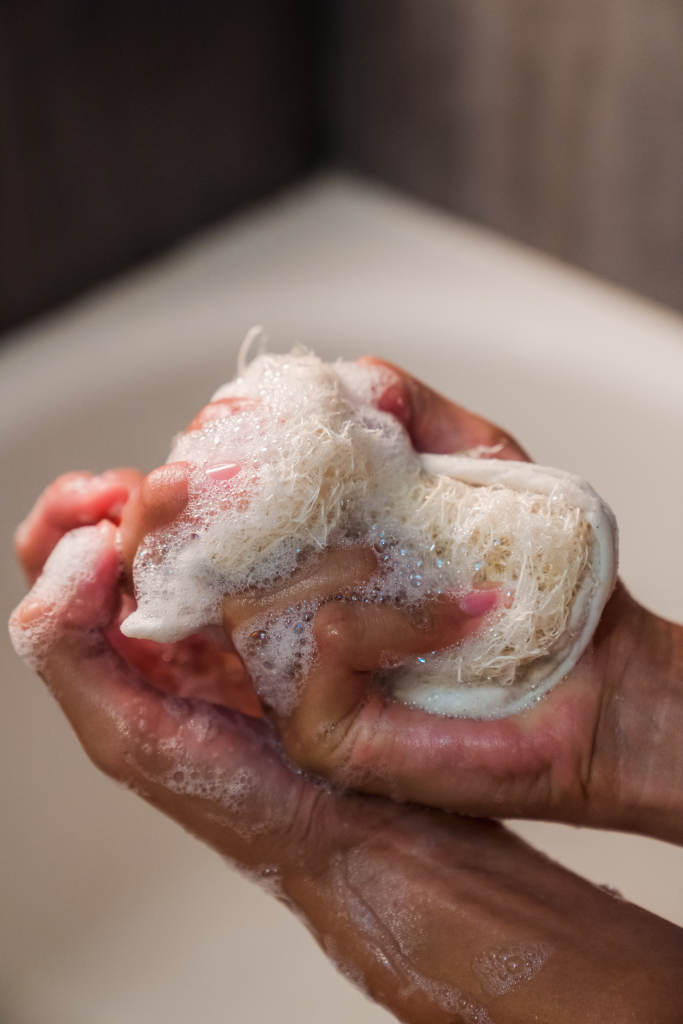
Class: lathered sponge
121,347,618,719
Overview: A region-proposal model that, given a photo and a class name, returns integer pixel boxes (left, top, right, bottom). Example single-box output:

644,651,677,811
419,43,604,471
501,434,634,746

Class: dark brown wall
0,1,320,331
2,1,681,329
328,0,683,311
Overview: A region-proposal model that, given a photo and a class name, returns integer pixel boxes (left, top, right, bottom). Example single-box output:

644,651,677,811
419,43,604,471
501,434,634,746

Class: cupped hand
16,357,683,848
107,360,683,843
9,519,683,1024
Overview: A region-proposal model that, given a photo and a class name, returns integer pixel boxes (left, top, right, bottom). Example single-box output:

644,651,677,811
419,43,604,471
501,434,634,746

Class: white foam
9,526,106,672
232,600,319,716
120,345,618,719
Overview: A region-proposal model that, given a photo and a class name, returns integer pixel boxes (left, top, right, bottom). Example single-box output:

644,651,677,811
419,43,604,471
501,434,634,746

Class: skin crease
11,358,683,1023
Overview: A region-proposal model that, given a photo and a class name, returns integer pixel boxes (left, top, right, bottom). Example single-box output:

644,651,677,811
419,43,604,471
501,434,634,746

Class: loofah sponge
121,343,618,719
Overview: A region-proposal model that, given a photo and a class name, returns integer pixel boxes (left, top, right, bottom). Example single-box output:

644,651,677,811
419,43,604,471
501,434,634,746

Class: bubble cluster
160,756,281,840
232,600,319,716
473,942,550,996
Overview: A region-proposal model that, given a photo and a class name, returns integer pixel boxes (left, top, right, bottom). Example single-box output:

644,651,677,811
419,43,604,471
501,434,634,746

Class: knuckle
313,602,356,656
281,725,330,777
139,466,167,509
53,471,91,491
282,705,369,788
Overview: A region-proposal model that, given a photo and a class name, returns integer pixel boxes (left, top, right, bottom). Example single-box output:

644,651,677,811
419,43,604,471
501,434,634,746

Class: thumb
277,589,498,779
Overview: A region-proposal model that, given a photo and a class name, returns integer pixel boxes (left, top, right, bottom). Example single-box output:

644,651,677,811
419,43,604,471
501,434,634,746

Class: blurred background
1,0,682,331
1,3,682,1023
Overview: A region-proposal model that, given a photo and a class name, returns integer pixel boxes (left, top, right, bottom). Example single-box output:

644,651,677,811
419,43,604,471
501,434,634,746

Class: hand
105,359,683,844
9,520,683,1024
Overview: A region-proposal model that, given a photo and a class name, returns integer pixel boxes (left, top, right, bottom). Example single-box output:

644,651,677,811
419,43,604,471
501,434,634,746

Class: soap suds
473,942,550,996
159,752,289,840
231,599,320,716
9,526,107,672
120,346,617,719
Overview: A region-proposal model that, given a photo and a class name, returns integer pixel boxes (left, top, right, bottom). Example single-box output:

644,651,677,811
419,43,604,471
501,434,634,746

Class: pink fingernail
377,382,411,427
206,463,241,483
456,589,499,617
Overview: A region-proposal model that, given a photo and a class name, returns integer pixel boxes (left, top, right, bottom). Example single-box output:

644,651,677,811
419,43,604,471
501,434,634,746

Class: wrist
283,806,683,1024
589,585,683,842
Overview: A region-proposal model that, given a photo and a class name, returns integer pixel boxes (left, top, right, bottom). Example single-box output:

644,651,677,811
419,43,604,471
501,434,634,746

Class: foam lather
121,343,618,719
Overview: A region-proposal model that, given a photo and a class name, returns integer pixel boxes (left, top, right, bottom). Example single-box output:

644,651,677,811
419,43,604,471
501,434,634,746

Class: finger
222,546,379,632
360,356,531,461
115,459,265,715
15,469,142,583
273,585,604,822
186,395,261,432
118,462,191,580
9,522,317,870
279,592,500,777
119,457,250,584
108,592,263,718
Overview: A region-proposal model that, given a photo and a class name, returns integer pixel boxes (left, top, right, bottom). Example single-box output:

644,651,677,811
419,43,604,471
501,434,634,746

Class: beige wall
330,0,683,310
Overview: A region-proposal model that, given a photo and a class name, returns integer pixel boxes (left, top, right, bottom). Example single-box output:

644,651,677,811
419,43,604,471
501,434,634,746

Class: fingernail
456,589,499,617
206,463,241,483
377,381,411,427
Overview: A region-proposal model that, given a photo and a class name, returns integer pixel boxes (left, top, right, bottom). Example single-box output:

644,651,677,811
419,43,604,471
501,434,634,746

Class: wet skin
11,358,683,1023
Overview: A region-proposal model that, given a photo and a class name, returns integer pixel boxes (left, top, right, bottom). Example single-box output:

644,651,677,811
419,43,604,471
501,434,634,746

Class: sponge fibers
120,348,617,719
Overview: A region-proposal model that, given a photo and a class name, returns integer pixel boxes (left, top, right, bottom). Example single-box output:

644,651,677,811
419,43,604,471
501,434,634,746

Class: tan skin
11,358,683,1023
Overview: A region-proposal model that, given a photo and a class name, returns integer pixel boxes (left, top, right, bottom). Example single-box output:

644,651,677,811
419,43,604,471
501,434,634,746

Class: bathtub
2,174,682,1023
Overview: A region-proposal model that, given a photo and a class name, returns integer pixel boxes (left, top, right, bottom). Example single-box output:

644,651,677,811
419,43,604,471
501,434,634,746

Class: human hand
9,520,683,1023
14,467,261,716
111,358,683,845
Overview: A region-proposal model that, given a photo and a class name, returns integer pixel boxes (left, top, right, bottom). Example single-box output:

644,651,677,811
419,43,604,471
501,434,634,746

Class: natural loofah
121,343,617,719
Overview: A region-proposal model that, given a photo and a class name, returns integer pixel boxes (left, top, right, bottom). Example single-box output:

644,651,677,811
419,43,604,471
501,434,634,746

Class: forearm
589,585,683,843
284,805,683,1024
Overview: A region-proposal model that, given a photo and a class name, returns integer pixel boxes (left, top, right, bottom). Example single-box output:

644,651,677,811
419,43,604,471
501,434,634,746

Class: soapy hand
77,359,682,846
15,357,683,846
9,514,683,1024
